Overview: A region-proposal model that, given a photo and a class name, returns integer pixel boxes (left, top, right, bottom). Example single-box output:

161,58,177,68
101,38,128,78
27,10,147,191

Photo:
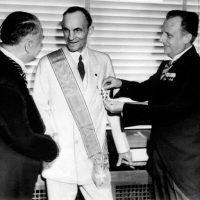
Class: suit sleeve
115,71,160,102
116,62,200,127
104,54,130,153
0,85,58,162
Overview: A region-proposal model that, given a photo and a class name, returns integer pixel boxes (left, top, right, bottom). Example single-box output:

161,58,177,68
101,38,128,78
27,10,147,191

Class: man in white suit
33,6,132,200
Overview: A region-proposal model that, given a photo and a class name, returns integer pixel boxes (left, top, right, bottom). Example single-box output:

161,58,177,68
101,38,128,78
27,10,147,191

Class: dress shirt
168,45,192,63
161,45,193,79
69,48,87,86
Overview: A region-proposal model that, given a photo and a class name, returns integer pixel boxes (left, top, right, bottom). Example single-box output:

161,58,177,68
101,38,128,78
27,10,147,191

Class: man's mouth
69,41,78,45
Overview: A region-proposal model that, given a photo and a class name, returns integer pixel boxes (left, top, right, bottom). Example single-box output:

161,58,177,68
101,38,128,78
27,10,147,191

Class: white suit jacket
33,47,129,184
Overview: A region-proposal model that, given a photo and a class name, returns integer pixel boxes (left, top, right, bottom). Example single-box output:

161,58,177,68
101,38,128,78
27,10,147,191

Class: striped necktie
160,60,174,80
78,55,85,80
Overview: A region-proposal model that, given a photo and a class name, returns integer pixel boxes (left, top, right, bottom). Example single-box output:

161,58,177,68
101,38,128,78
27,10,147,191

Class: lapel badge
162,73,176,81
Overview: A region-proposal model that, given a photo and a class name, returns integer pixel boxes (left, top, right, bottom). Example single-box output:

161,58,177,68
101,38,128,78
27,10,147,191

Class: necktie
78,55,85,80
160,60,173,80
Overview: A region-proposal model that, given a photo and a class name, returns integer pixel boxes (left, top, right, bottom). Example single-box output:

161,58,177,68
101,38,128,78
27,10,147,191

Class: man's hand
117,151,134,169
102,76,122,90
103,100,124,114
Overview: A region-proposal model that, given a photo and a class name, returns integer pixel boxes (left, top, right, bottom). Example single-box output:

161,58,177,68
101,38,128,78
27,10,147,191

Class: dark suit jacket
116,46,200,200
0,50,58,200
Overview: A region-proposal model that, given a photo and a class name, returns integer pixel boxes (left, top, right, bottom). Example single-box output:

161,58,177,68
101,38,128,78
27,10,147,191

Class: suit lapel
84,48,100,103
169,46,197,73
159,46,197,83
61,47,103,105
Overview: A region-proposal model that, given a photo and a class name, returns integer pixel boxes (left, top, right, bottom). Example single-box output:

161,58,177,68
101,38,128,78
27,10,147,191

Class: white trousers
46,179,114,200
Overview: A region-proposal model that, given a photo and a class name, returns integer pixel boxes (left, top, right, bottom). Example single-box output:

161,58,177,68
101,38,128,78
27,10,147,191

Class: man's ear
24,39,33,54
88,25,94,36
184,33,192,44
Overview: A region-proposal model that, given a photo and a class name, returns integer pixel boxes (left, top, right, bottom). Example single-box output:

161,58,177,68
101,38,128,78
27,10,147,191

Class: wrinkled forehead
62,11,88,29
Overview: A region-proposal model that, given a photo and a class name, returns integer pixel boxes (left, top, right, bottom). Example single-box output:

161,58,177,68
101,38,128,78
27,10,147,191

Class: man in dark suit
0,11,58,200
103,10,200,200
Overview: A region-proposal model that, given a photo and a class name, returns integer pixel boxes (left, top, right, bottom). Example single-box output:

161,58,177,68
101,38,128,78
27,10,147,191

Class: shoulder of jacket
88,47,110,57
0,67,17,88
0,77,20,95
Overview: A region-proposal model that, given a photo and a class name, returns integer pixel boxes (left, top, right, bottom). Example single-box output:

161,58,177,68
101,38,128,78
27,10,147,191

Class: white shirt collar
69,47,87,65
0,46,27,73
171,45,192,63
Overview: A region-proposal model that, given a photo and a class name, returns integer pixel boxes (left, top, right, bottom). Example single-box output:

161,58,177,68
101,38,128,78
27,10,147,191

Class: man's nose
69,31,74,40
159,33,165,43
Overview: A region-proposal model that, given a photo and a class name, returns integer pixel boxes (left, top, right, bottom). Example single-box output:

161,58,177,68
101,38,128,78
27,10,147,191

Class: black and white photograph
0,0,199,200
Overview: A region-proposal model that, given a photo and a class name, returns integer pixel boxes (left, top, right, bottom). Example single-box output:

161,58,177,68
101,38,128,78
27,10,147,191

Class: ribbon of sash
47,49,101,158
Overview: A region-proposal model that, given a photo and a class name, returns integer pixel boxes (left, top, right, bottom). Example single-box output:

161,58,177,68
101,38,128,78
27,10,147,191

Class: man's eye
167,34,173,38
62,27,69,32
75,29,82,33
